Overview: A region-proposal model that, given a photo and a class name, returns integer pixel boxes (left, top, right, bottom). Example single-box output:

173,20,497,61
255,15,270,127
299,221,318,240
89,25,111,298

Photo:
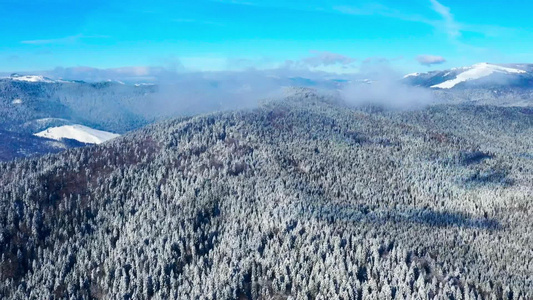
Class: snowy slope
5,74,77,83
10,75,56,83
431,63,526,89
34,125,119,144
403,73,420,79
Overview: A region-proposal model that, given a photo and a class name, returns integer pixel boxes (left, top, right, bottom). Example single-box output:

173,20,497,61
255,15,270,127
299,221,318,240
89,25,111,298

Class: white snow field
34,125,120,144
431,63,526,89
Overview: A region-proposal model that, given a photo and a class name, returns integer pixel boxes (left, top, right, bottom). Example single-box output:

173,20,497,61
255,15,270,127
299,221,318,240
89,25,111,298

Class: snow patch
11,75,55,83
34,125,120,144
403,73,420,78
431,63,526,89
107,79,125,85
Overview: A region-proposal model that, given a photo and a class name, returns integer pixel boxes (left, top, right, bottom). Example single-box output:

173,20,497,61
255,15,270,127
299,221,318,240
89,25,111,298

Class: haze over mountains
1,62,532,162
0,60,532,298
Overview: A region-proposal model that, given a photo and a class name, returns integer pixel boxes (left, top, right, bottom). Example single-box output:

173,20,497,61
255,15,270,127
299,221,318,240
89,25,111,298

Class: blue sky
1,0,532,75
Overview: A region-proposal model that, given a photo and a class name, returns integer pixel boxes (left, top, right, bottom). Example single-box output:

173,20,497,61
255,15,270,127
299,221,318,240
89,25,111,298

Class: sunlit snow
431,63,526,89
34,125,120,144
11,75,55,83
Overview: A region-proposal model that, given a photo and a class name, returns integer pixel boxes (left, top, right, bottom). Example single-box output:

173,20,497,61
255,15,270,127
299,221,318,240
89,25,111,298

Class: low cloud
148,70,285,117
41,64,348,117
340,60,435,110
303,51,356,67
45,66,171,82
416,55,446,66
30,56,433,118
146,64,359,117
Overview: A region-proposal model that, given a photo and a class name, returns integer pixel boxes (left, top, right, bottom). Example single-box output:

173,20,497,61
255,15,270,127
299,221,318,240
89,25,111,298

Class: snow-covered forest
0,90,532,299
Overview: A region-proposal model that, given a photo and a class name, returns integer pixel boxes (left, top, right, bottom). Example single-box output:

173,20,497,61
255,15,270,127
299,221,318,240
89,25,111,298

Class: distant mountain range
0,63,531,161
403,63,532,88
402,63,533,106
0,75,160,161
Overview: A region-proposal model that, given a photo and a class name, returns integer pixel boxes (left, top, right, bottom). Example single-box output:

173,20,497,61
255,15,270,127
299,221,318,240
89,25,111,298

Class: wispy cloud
212,0,499,48
429,0,461,38
21,35,80,45
416,55,446,66
333,3,434,26
21,34,108,45
341,61,435,110
334,0,510,46
333,3,393,16
45,66,169,82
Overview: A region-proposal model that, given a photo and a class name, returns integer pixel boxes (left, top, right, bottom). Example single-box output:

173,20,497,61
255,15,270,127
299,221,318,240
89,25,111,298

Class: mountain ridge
0,63,531,162
403,62,533,89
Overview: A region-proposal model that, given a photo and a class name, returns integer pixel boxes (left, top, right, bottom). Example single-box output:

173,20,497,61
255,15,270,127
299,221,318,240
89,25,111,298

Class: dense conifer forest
0,90,532,299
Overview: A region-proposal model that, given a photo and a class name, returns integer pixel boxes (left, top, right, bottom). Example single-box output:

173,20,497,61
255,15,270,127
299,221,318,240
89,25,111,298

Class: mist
145,66,435,118
340,62,436,110
38,62,435,119
148,69,285,118
136,67,354,118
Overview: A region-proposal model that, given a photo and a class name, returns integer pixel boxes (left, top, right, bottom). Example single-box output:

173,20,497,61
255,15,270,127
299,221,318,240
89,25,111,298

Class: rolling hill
0,91,531,299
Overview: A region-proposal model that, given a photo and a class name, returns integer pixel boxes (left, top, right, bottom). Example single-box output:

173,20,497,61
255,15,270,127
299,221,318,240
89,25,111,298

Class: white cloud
45,66,169,82
302,51,356,67
341,62,435,110
416,55,446,66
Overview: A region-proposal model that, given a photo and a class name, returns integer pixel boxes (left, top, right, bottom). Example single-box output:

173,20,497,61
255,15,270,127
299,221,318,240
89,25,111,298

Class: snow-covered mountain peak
403,72,420,79
10,74,56,83
431,63,526,89
4,74,82,84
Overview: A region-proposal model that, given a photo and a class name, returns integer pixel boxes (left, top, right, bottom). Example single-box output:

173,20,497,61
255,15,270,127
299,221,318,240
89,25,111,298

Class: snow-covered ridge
34,125,120,144
11,74,56,83
5,74,77,83
3,74,157,86
403,73,420,79
106,79,125,85
431,63,526,89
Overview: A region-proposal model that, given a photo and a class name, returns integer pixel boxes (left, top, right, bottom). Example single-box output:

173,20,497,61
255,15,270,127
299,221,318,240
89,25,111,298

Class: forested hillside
0,91,532,299
0,79,157,161
0,79,156,134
